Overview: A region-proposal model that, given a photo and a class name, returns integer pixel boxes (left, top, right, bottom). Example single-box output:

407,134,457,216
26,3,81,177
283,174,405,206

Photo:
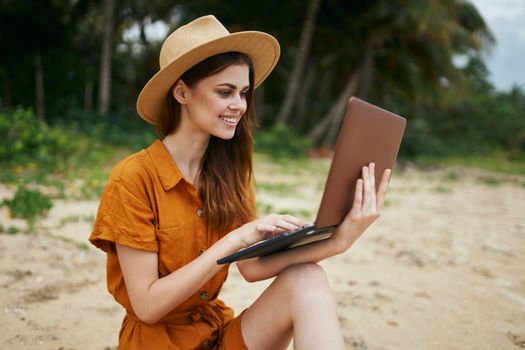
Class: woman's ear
172,80,188,104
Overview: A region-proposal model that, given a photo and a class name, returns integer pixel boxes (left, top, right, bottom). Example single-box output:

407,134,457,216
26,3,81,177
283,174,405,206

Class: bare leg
240,263,344,350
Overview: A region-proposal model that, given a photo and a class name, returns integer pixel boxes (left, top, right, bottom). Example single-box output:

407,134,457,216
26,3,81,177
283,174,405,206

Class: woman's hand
331,162,390,254
233,214,307,249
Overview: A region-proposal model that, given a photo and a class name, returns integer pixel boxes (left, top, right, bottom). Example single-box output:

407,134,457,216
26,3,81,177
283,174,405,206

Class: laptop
217,97,407,264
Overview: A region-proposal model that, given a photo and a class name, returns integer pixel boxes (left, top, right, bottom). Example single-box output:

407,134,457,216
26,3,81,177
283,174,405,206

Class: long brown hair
158,52,257,233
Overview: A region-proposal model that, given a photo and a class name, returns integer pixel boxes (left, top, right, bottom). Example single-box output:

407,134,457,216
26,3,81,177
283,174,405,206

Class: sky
469,0,525,91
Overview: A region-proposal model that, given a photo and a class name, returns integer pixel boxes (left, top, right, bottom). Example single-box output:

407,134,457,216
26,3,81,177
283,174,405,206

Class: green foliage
0,107,73,170
257,202,274,215
0,108,155,198
414,152,525,175
2,184,53,231
0,107,118,182
61,109,156,152
477,177,501,187
77,242,89,251
58,214,96,228
256,181,298,195
0,0,524,188
58,214,81,227
434,185,453,193
396,58,525,160
443,172,459,182
79,168,109,199
254,124,314,158
7,226,20,235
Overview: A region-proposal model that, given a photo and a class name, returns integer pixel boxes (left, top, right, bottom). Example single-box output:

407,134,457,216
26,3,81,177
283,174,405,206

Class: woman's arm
117,214,303,324
237,163,390,282
116,234,237,324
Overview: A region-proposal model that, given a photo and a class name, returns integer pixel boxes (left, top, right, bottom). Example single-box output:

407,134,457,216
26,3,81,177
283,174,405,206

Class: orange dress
89,140,249,350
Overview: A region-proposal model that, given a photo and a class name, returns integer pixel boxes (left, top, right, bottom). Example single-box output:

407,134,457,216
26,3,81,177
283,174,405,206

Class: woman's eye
218,90,231,97
240,91,248,98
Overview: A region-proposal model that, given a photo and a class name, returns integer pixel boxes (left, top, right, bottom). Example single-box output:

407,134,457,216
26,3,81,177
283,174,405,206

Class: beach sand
1,162,524,349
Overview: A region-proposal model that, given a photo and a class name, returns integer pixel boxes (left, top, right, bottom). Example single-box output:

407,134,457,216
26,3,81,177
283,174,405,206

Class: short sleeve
89,165,158,253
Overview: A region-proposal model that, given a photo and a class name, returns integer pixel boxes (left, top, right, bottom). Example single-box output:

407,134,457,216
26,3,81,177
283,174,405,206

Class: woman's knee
277,263,331,294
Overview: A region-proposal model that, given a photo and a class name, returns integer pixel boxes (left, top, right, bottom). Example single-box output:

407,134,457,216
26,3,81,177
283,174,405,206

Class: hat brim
136,31,280,124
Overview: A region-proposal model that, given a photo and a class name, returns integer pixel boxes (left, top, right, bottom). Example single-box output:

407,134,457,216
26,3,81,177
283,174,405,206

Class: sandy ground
1,160,524,350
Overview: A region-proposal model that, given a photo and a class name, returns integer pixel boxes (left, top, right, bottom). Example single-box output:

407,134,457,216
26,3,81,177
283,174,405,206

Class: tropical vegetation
1,0,524,176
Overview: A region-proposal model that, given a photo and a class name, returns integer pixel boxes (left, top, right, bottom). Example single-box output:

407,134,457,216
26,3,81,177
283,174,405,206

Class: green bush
60,109,156,151
254,123,314,158
0,107,129,185
7,226,20,235
2,184,53,231
0,107,74,170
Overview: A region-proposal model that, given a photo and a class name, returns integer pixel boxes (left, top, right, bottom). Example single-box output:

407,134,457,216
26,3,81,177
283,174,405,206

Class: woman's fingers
368,163,377,209
257,214,305,235
362,165,372,199
280,214,307,228
255,222,277,233
274,219,301,232
351,163,387,216
369,163,376,192
376,169,391,211
350,178,363,216
360,163,377,211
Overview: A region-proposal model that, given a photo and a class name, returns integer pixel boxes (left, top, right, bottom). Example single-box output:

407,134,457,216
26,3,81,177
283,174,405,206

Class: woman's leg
240,263,344,350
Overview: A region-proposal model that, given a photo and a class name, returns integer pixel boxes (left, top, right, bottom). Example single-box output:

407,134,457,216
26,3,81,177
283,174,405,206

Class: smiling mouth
219,115,239,124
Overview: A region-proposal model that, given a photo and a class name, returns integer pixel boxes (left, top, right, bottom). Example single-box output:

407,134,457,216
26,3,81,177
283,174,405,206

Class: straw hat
136,15,280,124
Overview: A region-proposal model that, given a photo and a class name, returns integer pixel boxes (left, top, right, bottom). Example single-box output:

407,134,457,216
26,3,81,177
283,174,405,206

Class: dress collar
147,139,183,191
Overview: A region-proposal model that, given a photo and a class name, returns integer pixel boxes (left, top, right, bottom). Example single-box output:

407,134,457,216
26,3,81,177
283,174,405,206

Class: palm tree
275,0,322,125
98,0,116,116
308,0,494,145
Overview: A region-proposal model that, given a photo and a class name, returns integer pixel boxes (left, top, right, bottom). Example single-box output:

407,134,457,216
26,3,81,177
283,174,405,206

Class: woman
89,15,390,350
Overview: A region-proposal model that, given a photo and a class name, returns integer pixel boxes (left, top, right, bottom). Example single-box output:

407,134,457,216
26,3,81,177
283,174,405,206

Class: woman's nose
229,94,246,111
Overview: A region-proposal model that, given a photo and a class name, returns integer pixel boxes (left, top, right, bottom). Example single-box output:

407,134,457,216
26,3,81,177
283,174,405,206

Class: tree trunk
358,46,374,100
98,0,115,116
309,71,360,144
84,78,94,111
293,61,317,128
309,69,334,128
34,52,45,120
320,46,374,145
139,18,150,49
275,0,322,125
322,72,361,146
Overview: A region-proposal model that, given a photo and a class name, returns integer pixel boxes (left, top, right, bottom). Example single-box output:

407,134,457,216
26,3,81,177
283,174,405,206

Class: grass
254,152,330,178
477,177,502,187
413,154,525,175
434,185,453,193
278,208,313,218
442,171,460,182
257,202,274,215
256,181,298,195
58,215,81,226
7,226,21,234
57,214,95,228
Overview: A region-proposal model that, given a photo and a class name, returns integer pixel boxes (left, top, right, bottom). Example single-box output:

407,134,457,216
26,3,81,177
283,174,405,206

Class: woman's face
180,64,250,140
